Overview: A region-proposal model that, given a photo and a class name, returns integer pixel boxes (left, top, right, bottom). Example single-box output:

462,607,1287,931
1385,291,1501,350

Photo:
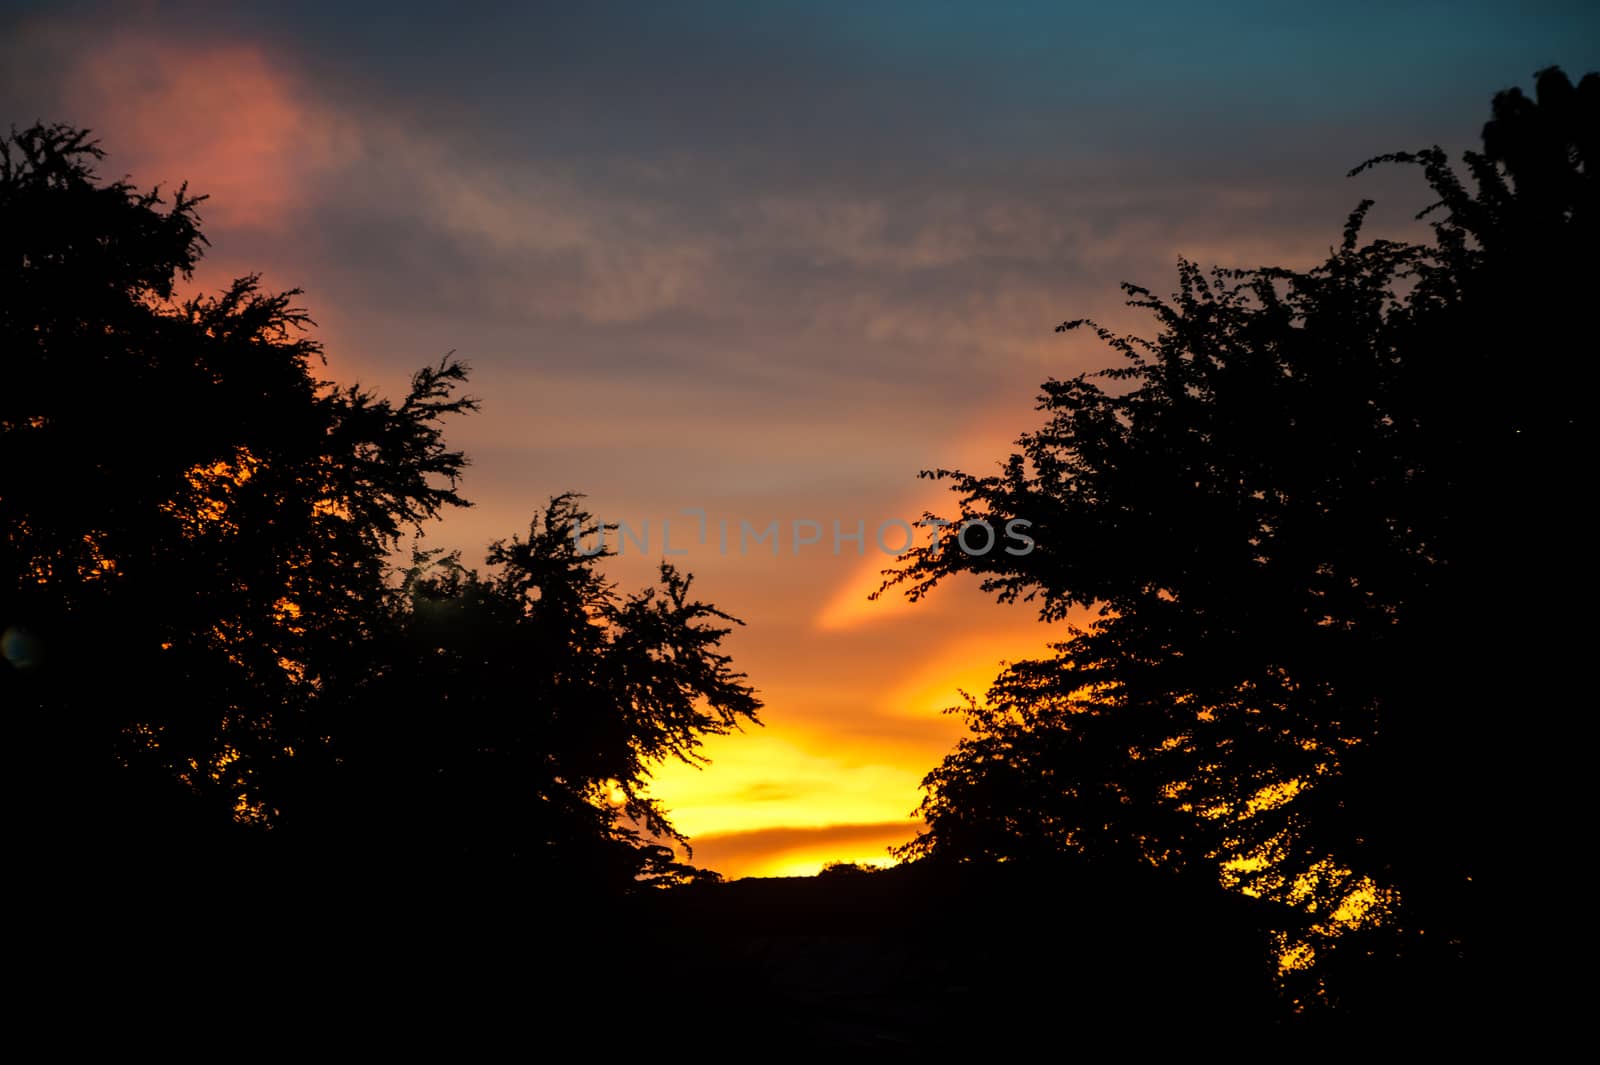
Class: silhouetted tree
1,125,758,890
880,68,1595,1017
278,494,761,887
817,860,877,877
2,124,479,858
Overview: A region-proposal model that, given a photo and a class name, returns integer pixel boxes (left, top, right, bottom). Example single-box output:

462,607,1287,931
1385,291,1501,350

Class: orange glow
757,851,893,879
814,412,1037,634
645,608,1068,878
648,731,926,838
880,629,1065,720
814,547,927,632
679,821,919,879
80,532,117,581
163,447,262,536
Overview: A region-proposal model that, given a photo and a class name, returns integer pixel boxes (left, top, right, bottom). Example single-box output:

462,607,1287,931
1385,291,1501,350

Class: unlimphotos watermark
571,508,1035,558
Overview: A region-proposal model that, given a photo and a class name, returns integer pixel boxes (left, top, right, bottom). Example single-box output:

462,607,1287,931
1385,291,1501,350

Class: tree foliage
1,123,758,888
283,495,761,885
880,67,1595,1009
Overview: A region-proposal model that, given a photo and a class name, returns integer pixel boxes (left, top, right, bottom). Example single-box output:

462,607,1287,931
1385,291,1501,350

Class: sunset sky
6,1,1595,877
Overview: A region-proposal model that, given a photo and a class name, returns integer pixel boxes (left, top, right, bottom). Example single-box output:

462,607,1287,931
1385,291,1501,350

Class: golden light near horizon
763,852,893,879
639,616,1070,878
646,731,923,839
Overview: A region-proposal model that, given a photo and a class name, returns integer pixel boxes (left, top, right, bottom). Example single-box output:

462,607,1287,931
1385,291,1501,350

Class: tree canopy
879,67,1595,1013
282,496,762,885
1,123,758,889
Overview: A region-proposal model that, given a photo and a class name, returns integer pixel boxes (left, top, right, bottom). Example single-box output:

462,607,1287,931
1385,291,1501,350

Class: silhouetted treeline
880,66,1595,1024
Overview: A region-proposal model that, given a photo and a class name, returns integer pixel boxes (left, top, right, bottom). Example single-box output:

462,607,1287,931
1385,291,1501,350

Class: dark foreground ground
625,861,1290,1049
36,853,1510,1051
49,857,1285,1049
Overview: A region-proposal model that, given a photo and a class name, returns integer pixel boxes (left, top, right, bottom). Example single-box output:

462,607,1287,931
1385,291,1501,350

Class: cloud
61,32,354,231
682,821,921,879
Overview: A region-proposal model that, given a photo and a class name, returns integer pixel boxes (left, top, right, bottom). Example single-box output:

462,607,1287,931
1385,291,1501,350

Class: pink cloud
65,33,351,231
